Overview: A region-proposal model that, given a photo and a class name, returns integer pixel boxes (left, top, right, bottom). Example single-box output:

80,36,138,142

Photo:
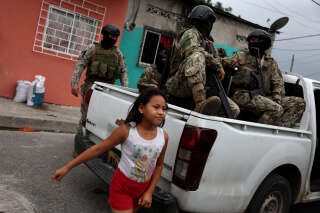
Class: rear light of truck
82,88,93,126
172,125,217,191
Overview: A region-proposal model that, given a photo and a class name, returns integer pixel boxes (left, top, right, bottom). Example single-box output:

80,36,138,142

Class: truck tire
246,173,292,213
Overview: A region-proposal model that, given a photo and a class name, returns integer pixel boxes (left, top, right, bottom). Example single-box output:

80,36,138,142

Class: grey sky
217,0,320,80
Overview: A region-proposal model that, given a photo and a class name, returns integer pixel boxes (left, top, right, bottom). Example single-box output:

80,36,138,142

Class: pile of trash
13,75,46,106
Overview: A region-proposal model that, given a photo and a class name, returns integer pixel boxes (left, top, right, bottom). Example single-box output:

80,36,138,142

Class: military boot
193,83,221,115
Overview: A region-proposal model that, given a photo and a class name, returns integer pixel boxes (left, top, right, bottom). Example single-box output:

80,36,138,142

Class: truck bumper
74,134,178,212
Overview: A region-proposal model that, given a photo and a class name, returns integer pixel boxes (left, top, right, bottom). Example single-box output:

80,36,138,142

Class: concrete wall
213,13,256,51
119,0,187,89
0,0,129,106
120,0,258,89
134,0,184,32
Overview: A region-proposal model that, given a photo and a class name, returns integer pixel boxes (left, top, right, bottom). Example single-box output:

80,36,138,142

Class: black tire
246,173,292,213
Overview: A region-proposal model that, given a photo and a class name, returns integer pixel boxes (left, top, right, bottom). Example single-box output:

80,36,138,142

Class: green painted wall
214,44,241,56
117,27,144,89
118,27,240,88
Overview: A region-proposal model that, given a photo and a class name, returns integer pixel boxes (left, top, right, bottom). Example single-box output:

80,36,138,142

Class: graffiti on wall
236,34,247,43
146,4,185,31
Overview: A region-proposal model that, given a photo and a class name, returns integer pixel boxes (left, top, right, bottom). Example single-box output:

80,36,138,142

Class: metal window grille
139,30,161,66
42,5,99,57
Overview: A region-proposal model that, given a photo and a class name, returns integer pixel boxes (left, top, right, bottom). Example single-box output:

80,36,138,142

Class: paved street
0,130,320,213
0,131,110,213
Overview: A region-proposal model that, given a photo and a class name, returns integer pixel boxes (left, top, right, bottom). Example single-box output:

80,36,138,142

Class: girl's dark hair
125,88,168,127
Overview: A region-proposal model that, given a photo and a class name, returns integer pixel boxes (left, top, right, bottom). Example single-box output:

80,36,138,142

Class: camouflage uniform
166,27,239,117
222,51,305,127
137,65,161,91
71,43,128,134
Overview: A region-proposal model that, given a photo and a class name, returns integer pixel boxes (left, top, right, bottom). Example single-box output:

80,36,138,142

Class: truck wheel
246,173,292,213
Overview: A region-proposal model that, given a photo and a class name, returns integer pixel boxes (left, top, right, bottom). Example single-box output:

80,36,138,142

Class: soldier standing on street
222,29,305,127
71,24,129,134
137,48,168,93
165,5,240,117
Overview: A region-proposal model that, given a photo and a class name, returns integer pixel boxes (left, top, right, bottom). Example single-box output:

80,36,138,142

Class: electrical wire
262,1,320,31
240,0,284,15
311,0,320,7
273,48,320,51
295,58,320,64
273,0,320,23
243,0,320,33
275,34,320,41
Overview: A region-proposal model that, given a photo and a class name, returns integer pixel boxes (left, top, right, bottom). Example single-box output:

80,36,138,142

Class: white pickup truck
74,72,320,213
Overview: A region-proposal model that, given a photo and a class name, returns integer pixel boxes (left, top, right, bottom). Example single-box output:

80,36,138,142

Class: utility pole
290,54,295,72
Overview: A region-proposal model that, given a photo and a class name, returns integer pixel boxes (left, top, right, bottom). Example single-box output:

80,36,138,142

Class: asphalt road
0,131,110,213
0,130,320,213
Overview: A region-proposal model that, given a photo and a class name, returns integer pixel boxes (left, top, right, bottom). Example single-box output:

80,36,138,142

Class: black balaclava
194,20,213,38
248,41,269,58
101,34,117,49
155,49,168,74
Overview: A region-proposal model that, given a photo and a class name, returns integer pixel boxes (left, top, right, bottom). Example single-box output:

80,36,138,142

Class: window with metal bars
43,5,98,56
138,28,174,67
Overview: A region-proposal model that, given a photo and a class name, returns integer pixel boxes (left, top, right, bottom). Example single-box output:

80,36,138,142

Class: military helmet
247,29,272,49
188,5,216,23
101,24,120,36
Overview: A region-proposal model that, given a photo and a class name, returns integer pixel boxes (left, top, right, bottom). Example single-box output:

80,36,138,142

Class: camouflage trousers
273,96,305,128
232,90,305,128
77,82,93,135
203,96,240,118
168,94,240,118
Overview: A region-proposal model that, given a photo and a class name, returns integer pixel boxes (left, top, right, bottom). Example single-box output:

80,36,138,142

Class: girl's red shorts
108,168,150,210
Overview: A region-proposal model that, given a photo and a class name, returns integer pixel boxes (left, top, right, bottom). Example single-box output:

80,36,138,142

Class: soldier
137,48,168,93
165,5,240,117
217,48,227,58
222,29,305,127
71,24,129,134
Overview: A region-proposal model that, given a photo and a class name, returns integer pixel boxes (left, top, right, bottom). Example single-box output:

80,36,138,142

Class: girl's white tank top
118,122,165,182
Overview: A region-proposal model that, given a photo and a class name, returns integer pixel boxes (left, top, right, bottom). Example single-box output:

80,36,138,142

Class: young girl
52,88,169,213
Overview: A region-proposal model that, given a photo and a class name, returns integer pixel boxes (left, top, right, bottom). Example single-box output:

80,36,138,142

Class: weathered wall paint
215,44,241,56
118,27,144,89
119,27,240,89
0,0,129,106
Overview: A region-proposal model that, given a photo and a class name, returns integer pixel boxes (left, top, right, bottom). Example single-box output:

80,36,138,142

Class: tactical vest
169,33,184,78
232,53,276,95
169,28,206,78
86,43,121,83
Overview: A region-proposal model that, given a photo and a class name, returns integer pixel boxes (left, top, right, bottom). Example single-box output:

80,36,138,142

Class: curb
0,115,77,133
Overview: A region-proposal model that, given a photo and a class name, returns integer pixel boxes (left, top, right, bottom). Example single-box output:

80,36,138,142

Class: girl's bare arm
68,124,129,169
52,124,129,182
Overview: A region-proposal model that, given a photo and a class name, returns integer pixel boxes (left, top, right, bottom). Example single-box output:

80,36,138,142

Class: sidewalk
0,97,80,133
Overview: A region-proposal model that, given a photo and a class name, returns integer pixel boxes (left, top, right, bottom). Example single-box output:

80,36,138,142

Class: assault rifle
207,69,235,119
250,47,266,98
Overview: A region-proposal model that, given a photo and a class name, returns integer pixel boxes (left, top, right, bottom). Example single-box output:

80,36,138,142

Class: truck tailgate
86,83,190,181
